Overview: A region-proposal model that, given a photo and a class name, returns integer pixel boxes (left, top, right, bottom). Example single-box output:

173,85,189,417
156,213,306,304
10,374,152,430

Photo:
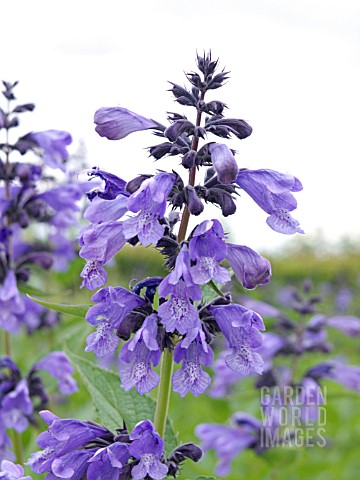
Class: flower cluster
0,353,77,461
197,280,360,475
0,81,85,334
79,52,303,398
27,413,202,479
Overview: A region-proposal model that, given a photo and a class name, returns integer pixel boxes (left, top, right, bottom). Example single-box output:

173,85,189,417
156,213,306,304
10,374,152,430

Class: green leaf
193,477,217,479
65,349,178,454
201,279,225,305
27,295,91,318
18,283,55,297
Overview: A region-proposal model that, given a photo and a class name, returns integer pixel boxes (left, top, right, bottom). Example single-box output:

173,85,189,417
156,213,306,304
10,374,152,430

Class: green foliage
27,295,91,318
65,349,178,455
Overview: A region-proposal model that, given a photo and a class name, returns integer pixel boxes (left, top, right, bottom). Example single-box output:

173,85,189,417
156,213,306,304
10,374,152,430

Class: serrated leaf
65,349,178,454
27,295,91,318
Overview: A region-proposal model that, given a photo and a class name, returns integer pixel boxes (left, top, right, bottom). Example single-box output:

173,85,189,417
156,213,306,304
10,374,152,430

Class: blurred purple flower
0,460,32,480
25,130,72,171
35,352,77,395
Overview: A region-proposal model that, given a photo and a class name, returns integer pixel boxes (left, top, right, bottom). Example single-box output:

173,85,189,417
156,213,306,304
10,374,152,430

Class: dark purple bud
16,251,53,270
202,100,227,115
184,186,204,216
131,276,163,303
13,135,38,155
126,174,153,194
164,120,195,142
12,103,35,113
5,116,19,129
206,70,230,90
168,82,197,106
148,142,175,160
182,150,197,169
167,443,203,476
206,116,252,139
196,52,219,77
155,237,180,270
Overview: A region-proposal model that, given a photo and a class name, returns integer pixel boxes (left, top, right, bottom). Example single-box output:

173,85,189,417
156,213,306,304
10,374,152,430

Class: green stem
3,330,12,356
154,348,174,438
12,430,24,465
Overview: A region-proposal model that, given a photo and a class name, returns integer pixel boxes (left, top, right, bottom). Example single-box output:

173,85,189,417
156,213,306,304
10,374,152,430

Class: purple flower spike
226,243,271,289
129,420,168,480
0,460,32,480
119,315,161,394
35,352,78,395
209,143,239,184
26,130,72,171
236,169,303,234
94,107,159,140
210,304,265,375
172,331,213,397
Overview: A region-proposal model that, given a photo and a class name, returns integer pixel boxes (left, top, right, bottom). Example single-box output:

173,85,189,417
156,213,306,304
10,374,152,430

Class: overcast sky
2,0,360,253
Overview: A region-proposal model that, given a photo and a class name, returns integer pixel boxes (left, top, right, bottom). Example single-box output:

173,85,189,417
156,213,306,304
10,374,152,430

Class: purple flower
235,169,303,234
85,286,145,357
189,219,230,285
79,222,127,289
26,410,113,476
87,443,131,479
85,167,128,201
159,243,202,301
210,304,265,375
196,413,261,476
26,130,72,171
226,243,271,289
0,460,32,480
34,352,78,395
94,107,159,140
119,314,161,394
307,360,360,393
84,195,128,224
123,172,176,246
158,281,200,335
129,420,168,480
325,315,360,336
1,380,33,433
0,270,25,333
172,330,213,397
208,143,239,184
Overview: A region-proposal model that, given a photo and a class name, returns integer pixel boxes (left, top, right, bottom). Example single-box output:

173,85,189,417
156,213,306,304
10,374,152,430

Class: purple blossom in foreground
189,219,230,285
172,330,214,397
196,413,263,476
94,107,159,140
129,420,168,480
119,314,161,394
27,412,200,479
25,130,72,171
0,460,32,480
235,169,303,234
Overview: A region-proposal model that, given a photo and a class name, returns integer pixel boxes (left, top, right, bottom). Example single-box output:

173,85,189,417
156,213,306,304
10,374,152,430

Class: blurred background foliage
6,235,360,479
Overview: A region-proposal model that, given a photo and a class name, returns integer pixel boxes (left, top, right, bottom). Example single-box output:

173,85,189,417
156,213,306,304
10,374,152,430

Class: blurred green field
5,241,360,479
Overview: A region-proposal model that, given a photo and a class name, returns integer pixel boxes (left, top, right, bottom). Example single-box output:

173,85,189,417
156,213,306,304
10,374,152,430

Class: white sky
2,0,360,253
